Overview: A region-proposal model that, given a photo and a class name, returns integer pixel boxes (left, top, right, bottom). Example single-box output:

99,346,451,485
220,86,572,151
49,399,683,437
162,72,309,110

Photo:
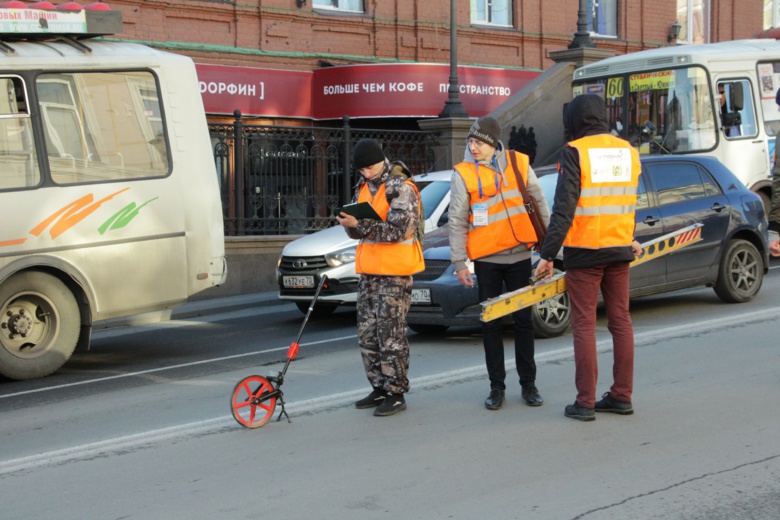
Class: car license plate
411,288,431,304
283,275,314,289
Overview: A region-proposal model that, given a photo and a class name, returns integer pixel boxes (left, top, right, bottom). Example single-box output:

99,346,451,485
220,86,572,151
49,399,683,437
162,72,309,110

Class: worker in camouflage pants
357,275,413,397
336,139,424,417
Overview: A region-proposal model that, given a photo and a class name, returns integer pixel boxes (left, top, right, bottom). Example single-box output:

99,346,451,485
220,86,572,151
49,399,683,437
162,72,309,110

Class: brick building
101,0,766,128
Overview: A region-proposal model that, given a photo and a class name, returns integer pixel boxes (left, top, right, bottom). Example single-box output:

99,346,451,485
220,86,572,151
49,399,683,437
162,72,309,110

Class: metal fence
209,112,437,236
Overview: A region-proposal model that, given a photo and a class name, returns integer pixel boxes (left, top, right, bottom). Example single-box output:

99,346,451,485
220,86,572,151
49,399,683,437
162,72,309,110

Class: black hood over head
564,94,610,140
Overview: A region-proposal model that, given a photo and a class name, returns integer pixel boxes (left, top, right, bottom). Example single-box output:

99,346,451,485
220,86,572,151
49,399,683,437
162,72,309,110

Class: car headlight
325,246,357,267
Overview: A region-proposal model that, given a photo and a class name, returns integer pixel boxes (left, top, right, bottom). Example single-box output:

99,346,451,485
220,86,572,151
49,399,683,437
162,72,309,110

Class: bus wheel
0,272,81,380
758,191,771,219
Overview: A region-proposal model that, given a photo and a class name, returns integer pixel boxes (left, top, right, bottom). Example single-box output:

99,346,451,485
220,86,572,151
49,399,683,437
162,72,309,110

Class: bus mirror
731,82,744,111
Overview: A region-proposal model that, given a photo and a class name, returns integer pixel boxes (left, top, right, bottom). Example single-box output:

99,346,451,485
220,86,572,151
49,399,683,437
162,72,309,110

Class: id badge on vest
473,203,489,227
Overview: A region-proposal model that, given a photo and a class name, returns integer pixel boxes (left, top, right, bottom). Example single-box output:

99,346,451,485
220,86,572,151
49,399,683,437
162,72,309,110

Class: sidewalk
94,291,285,330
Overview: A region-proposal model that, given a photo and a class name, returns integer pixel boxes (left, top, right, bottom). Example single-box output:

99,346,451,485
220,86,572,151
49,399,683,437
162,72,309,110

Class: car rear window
419,180,450,220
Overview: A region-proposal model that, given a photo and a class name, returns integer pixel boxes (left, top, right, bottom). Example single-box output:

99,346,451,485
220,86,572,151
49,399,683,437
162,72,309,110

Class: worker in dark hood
534,94,642,422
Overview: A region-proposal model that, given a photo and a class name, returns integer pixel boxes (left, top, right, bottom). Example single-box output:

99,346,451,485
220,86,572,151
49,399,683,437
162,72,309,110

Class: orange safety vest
455,150,539,260
354,180,425,276
563,134,641,249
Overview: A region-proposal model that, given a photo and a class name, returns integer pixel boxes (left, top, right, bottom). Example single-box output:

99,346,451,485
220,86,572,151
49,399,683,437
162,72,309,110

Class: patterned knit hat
468,116,501,148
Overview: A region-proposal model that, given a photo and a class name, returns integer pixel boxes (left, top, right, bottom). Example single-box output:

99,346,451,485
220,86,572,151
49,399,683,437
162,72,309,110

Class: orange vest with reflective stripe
354,180,425,276
455,150,539,260
564,135,641,249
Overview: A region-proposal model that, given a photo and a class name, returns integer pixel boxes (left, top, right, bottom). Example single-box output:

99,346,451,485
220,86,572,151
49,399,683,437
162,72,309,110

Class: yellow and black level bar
479,223,703,323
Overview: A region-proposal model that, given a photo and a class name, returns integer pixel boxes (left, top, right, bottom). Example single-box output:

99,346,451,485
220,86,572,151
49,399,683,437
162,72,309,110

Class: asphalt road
1,261,779,519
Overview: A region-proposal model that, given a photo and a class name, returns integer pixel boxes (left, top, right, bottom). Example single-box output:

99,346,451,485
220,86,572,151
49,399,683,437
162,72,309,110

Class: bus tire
0,272,81,380
758,190,771,219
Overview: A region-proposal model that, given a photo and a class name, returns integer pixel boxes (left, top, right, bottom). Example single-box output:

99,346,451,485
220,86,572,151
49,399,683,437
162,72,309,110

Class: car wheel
408,323,449,335
713,239,763,303
531,272,571,338
295,301,338,318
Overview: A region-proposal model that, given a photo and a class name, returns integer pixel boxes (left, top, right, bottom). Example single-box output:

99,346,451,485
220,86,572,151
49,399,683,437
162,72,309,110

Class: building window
587,0,617,37
764,0,780,29
471,0,513,27
676,0,710,44
313,0,363,12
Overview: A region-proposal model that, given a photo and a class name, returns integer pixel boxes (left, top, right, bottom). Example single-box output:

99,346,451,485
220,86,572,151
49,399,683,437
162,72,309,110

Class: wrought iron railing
209,112,437,236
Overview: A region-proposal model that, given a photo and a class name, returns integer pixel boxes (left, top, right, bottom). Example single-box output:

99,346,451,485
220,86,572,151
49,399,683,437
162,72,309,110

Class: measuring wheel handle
230,276,330,429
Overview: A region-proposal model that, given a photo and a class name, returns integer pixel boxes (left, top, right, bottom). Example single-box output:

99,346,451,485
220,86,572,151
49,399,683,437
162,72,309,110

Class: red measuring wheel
230,375,277,428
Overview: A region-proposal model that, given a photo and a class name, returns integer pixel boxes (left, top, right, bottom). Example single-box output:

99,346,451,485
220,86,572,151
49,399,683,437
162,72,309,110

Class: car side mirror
437,212,449,227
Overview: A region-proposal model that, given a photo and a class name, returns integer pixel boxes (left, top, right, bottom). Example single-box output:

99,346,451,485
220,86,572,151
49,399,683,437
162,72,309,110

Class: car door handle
711,202,726,212
642,215,661,225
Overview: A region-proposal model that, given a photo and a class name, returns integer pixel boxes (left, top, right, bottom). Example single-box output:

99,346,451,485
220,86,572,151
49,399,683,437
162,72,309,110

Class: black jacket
539,94,636,269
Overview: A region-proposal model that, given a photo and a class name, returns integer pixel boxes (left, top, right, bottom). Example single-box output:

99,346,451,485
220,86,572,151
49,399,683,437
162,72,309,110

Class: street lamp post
438,0,469,118
568,0,595,49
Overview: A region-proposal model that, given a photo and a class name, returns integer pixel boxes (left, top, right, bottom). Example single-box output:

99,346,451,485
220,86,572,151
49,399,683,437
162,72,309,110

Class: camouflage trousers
356,274,412,394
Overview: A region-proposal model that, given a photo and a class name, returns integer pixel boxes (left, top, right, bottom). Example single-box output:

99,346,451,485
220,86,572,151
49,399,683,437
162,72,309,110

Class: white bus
572,39,780,213
0,8,226,380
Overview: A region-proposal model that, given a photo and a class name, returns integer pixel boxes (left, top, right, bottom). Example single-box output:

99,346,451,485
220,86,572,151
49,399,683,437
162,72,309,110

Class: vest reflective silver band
574,205,636,216
580,186,638,197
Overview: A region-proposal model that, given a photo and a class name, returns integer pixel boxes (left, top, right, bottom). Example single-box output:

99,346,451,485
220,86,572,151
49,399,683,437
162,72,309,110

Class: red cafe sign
197,65,313,119
313,63,539,119
196,63,539,120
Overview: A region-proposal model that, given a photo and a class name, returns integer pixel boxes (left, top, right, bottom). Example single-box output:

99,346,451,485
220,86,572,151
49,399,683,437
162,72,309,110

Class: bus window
757,61,780,136
37,71,169,185
574,66,717,155
0,77,40,189
631,67,716,153
718,80,757,139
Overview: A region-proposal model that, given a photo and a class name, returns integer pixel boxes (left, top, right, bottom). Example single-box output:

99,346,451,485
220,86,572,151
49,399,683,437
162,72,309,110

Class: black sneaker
355,388,386,409
484,388,505,410
374,393,407,416
594,392,634,415
564,401,595,422
521,383,544,407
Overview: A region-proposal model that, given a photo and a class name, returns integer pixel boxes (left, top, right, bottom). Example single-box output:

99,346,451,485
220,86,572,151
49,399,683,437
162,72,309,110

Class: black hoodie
539,94,636,269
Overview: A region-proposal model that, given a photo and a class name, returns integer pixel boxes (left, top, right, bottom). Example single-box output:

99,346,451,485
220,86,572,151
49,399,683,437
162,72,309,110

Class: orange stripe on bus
0,238,27,247
30,188,131,240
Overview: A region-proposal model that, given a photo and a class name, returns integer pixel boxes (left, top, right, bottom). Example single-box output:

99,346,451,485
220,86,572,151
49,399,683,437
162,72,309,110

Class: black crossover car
407,155,770,337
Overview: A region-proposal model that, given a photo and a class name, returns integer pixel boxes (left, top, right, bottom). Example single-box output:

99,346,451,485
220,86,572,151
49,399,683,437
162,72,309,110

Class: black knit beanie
353,139,386,169
468,116,501,148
